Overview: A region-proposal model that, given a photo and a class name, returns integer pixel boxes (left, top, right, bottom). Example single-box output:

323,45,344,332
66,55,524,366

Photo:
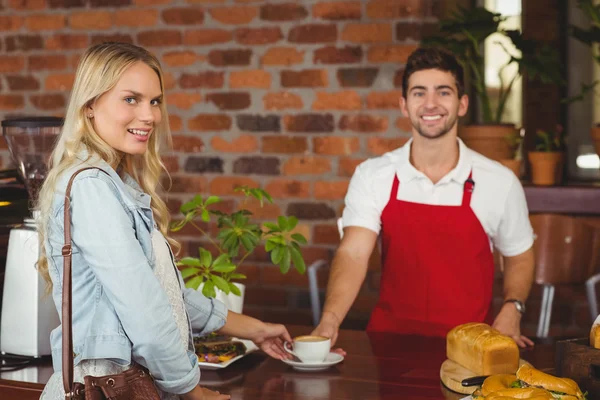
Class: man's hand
311,311,346,356
250,322,294,360
492,303,534,348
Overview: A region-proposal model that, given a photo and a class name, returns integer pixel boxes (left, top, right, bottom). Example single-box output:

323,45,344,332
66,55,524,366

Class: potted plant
569,0,600,157
422,6,563,160
170,186,307,313
528,125,565,186
500,130,524,178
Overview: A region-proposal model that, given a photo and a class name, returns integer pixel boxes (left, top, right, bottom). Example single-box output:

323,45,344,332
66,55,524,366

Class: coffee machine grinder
0,117,61,357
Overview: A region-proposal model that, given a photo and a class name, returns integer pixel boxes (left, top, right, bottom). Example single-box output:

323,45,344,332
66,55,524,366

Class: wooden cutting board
439,359,531,395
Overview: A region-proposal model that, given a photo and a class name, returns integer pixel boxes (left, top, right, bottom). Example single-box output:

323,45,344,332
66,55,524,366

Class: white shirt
342,139,534,257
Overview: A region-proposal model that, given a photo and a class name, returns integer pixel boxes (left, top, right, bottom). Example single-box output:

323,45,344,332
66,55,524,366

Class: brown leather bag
61,167,161,400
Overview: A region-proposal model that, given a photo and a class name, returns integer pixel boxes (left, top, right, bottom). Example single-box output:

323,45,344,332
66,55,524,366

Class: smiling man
313,47,535,348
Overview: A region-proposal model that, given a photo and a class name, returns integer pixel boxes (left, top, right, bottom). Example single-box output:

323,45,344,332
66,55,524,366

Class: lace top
41,230,189,400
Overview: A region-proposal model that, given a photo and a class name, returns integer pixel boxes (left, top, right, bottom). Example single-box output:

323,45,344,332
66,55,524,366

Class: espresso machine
0,117,61,357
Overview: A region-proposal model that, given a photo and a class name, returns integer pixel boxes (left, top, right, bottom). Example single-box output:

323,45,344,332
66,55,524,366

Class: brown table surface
0,326,557,400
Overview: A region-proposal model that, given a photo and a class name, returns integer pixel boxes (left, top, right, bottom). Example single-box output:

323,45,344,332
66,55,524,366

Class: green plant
422,6,563,124
170,187,307,298
535,125,565,152
505,131,524,160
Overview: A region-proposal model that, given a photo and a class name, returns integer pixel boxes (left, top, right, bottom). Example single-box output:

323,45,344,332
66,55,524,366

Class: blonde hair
36,42,177,287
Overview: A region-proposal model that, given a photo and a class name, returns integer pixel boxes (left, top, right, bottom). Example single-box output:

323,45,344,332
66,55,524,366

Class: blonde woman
38,42,292,400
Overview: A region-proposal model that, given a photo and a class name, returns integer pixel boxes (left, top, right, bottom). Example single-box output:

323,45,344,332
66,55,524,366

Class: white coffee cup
284,335,330,363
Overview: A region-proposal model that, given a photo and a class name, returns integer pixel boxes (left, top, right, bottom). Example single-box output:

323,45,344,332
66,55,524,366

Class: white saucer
281,352,344,371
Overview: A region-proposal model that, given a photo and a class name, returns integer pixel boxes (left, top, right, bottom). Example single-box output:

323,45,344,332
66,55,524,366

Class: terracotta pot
499,159,521,178
591,126,600,157
528,152,564,186
459,124,516,161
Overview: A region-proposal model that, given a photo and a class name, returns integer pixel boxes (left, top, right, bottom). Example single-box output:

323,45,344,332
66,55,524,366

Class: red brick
70,11,112,30
312,91,362,110
90,34,133,46
45,73,74,91
234,27,282,45
171,135,205,152
281,70,328,88
313,1,361,20
169,115,183,132
262,136,307,154
30,94,65,110
0,16,23,31
162,155,180,173
368,44,418,63
366,0,426,19
211,135,258,153
183,29,232,45
180,71,224,89
162,7,204,25
366,91,402,109
188,114,232,131
114,9,159,27
261,47,304,66
341,23,392,43
208,49,252,66
264,179,310,199
7,0,45,10
288,24,337,43
314,46,362,64
241,197,281,219
28,54,67,71
313,136,360,155
396,65,407,86
6,75,39,91
368,137,410,155
205,92,251,110
340,115,388,133
396,117,413,132
26,14,65,31
210,6,258,24
167,176,207,193
163,72,176,90
6,35,43,52
258,260,314,287
338,157,365,177
168,92,202,110
0,54,25,73
0,95,25,110
138,30,181,47
135,0,171,4
230,70,271,89
396,22,438,41
314,181,349,200
260,3,308,21
89,0,131,7
263,92,303,110
313,224,340,245
245,287,288,307
209,176,260,196
337,67,379,87
283,156,331,176
163,51,198,67
186,0,225,2
284,114,334,133
45,34,88,50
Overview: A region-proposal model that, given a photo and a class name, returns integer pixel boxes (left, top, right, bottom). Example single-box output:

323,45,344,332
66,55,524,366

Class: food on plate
590,323,600,349
446,322,519,375
193,332,232,344
470,365,587,399
194,340,247,364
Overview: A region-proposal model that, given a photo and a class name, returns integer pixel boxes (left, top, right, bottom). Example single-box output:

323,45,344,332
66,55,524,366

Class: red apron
366,171,495,337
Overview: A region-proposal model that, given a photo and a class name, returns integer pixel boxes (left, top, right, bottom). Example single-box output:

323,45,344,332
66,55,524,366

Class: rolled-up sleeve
342,162,382,234
494,176,534,257
181,287,228,335
68,172,199,394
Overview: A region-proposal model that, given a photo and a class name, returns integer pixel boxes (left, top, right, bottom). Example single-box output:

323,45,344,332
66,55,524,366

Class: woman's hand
180,385,230,400
250,322,294,360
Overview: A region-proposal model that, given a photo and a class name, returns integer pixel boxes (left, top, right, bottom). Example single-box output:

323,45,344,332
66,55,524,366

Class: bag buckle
62,245,72,256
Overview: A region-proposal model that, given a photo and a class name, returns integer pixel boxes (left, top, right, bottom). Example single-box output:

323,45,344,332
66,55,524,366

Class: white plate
197,339,258,370
281,352,344,372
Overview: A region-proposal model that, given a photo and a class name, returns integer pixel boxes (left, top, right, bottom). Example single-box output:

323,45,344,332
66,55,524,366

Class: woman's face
88,62,163,156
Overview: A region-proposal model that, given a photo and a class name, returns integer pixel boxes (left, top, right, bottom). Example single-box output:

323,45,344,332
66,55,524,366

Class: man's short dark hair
401,47,465,98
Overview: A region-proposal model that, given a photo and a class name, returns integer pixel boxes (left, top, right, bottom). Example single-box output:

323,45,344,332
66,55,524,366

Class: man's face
400,69,468,140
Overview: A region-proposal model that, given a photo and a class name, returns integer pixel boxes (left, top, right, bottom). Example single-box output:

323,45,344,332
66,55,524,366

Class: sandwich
514,364,586,400
194,340,247,364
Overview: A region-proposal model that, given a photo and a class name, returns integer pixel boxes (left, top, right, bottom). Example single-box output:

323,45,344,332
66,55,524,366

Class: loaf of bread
590,323,600,349
446,322,519,375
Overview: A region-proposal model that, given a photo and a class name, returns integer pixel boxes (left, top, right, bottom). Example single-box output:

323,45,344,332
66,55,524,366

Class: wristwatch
504,299,526,315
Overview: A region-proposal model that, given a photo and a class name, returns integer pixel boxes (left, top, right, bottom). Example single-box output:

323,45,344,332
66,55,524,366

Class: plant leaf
228,282,241,296
277,216,288,231
271,245,283,265
204,195,221,206
240,234,255,252
291,233,307,244
186,275,204,291
212,264,236,273
286,216,298,231
211,275,230,293
290,246,306,274
180,267,199,279
230,273,247,280
201,209,210,222
202,280,216,298
199,248,212,268
280,247,291,274
263,222,281,232
178,257,202,267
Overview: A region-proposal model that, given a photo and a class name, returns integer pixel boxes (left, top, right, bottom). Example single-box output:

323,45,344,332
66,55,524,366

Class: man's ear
399,96,408,117
458,94,469,117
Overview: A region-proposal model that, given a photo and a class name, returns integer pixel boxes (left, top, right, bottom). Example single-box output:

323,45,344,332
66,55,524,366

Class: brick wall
0,0,591,338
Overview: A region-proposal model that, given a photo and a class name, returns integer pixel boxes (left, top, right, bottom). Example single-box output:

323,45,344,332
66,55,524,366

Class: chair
530,214,600,338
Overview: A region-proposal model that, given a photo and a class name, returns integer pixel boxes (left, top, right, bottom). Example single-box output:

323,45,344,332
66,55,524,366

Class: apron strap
462,171,475,207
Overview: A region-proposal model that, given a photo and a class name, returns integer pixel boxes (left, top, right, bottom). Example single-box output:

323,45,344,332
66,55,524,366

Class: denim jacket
44,152,228,394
